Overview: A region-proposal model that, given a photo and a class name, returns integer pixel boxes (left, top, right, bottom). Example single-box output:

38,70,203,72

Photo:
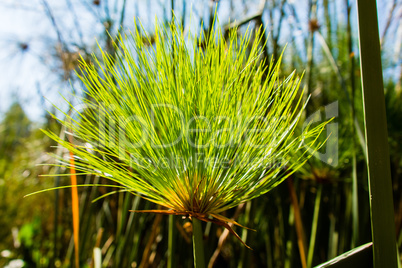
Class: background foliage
0,0,401,267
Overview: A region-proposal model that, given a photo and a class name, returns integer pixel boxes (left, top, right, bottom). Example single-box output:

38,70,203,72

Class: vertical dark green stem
288,178,307,268
53,175,60,265
356,0,398,266
181,0,186,28
307,184,322,268
171,0,174,22
167,215,175,268
323,0,332,51
351,155,359,247
192,218,205,268
239,201,252,268
346,0,359,247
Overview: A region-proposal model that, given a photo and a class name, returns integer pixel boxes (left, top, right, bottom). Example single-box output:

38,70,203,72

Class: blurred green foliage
0,0,401,267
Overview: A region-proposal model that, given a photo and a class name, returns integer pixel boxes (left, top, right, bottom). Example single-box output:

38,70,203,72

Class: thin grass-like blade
356,0,398,266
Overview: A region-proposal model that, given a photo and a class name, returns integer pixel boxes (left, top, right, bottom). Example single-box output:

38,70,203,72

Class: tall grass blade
351,155,359,248
307,184,322,268
315,242,373,268
356,0,398,266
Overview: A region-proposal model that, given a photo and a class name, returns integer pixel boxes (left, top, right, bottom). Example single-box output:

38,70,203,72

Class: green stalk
351,155,359,248
192,218,205,268
356,0,398,266
284,204,294,268
115,192,133,267
346,0,359,248
307,184,322,268
167,214,175,268
328,184,339,260
53,175,60,264
239,201,252,268
287,178,307,268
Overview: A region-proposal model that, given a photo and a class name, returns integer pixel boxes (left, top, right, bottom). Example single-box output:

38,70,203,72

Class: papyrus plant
43,20,329,266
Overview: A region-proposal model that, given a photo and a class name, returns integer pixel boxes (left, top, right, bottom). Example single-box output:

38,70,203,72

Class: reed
356,0,398,266
41,19,329,266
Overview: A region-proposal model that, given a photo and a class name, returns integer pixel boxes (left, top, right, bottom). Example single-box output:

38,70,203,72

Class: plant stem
346,0,359,248
192,218,205,268
356,0,398,266
168,215,175,268
287,178,307,268
307,184,322,268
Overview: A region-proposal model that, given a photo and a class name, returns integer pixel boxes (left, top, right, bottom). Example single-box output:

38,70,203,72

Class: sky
0,0,400,123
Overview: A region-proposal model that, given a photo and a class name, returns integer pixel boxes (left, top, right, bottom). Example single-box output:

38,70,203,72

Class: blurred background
0,0,401,267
